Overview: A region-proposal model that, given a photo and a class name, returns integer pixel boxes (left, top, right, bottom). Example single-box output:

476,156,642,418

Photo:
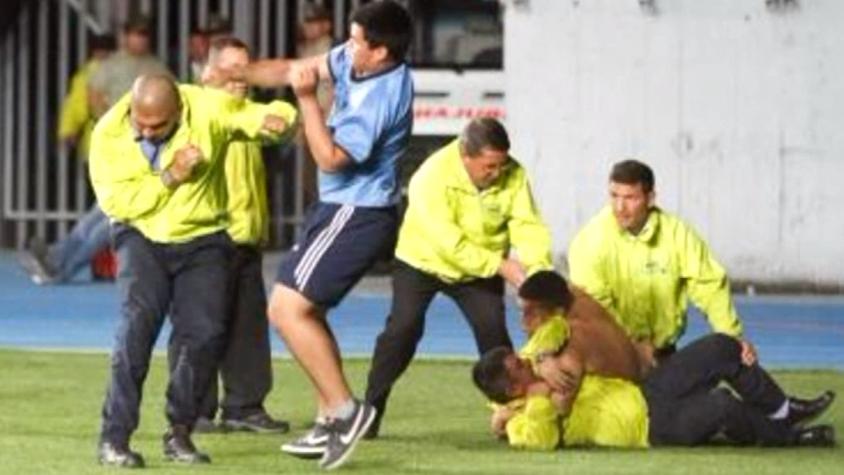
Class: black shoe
163,425,211,464
786,391,836,427
794,425,836,447
362,411,382,440
221,412,290,434
193,416,220,434
97,441,145,468
280,422,330,459
319,401,377,470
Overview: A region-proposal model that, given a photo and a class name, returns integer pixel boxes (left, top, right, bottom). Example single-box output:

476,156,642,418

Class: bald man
89,74,294,468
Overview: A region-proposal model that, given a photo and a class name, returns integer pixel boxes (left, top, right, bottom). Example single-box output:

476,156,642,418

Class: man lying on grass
473,333,836,450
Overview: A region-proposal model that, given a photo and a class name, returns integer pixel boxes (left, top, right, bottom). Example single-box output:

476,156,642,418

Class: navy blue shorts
276,202,398,308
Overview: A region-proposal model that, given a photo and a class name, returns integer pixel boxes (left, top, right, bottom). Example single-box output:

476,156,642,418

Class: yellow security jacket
58,59,99,157
89,84,293,244
395,140,552,283
506,376,650,450
224,100,297,245
568,206,742,348
520,315,569,368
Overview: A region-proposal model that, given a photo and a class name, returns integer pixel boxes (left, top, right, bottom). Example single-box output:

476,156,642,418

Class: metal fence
0,0,360,250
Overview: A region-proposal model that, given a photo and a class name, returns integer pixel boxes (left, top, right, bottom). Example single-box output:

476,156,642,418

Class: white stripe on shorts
294,205,355,291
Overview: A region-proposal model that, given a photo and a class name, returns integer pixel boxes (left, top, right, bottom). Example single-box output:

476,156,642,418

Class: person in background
19,34,116,285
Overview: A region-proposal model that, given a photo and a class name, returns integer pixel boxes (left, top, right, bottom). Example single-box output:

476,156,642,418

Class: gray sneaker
280,422,330,459
319,401,377,470
221,412,290,434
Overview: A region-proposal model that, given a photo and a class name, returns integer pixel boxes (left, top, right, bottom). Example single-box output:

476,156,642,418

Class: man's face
189,33,210,62
609,181,654,234
347,22,386,73
205,46,249,98
302,18,332,41
124,30,151,56
503,353,534,398
462,146,510,190
130,104,179,143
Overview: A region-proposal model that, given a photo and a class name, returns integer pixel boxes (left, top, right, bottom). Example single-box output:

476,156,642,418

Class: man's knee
699,333,741,360
267,284,320,329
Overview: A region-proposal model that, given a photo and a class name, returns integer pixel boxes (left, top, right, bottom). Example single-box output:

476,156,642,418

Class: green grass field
0,349,841,474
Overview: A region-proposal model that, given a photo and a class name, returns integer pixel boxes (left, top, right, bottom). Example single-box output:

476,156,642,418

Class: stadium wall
505,0,844,287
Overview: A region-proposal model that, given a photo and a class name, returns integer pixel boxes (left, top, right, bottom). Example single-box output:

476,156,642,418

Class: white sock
769,399,790,420
332,399,356,420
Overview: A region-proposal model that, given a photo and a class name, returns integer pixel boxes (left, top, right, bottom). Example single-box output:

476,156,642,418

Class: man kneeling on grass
473,333,836,450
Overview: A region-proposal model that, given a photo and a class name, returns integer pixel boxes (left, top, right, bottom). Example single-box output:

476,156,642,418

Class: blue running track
0,251,842,368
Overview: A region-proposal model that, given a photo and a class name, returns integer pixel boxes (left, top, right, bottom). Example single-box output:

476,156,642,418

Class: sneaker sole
280,444,325,459
319,407,377,471
223,420,290,434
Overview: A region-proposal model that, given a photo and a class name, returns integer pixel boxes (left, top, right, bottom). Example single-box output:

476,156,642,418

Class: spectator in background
19,16,171,285
88,15,171,117
190,36,297,435
58,33,116,155
188,15,232,84
295,3,335,204
19,34,116,285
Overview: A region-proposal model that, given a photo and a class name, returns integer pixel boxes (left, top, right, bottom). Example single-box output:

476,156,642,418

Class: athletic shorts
276,202,398,308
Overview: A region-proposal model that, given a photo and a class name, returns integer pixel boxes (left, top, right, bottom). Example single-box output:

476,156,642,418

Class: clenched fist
163,144,203,188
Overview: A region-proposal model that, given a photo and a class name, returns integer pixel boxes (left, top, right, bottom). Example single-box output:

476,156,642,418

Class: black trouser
168,245,273,420
100,226,232,446
644,334,794,446
365,260,512,422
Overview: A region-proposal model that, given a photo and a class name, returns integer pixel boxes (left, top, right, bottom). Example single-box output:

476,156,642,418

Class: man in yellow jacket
569,159,754,362
184,36,297,435
364,118,553,438
89,74,293,468
473,335,836,450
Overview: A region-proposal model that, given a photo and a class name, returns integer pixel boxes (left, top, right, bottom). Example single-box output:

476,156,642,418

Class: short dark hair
459,118,510,157
472,346,516,404
209,36,249,55
303,3,332,23
122,15,151,35
518,271,573,311
350,0,412,61
610,159,655,193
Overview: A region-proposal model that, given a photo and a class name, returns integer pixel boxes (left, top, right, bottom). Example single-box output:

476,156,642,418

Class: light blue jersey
320,44,413,207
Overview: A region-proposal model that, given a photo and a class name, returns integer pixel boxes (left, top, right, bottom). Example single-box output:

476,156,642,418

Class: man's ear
647,190,656,208
374,45,390,64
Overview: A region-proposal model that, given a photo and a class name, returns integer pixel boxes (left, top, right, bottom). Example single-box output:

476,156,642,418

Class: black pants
644,334,794,446
168,245,273,420
365,260,512,421
100,226,232,446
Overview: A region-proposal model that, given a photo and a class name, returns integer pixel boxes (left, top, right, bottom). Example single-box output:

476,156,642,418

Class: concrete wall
505,0,844,286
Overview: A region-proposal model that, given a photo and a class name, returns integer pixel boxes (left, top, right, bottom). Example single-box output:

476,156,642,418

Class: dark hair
610,159,655,193
350,0,412,61
460,118,510,157
518,271,573,311
209,36,249,55
472,346,516,404
303,3,332,22
89,33,116,52
122,15,151,35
